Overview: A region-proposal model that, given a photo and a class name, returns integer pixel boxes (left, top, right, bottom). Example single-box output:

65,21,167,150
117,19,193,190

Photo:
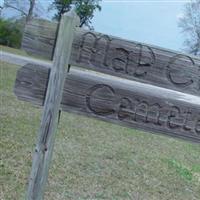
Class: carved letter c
166,54,194,87
86,84,116,116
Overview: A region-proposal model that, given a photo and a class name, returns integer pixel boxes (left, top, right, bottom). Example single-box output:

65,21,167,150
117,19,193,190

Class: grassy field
0,45,29,56
0,46,200,199
0,45,49,60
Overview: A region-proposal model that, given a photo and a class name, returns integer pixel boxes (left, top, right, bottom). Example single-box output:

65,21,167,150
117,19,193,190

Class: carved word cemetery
13,12,200,199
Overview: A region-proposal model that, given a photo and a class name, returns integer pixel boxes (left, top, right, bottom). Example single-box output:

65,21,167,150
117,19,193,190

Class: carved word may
75,32,200,92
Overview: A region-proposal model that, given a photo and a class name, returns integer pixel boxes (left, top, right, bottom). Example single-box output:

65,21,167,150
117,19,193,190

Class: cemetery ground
0,45,200,199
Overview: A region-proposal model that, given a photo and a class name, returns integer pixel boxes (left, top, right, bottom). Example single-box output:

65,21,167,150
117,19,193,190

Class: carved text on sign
166,54,195,87
77,32,156,78
14,64,200,142
22,20,200,96
86,84,200,136
75,32,200,93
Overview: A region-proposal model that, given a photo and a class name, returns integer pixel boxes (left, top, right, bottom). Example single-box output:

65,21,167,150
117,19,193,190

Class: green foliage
0,18,23,48
166,159,193,181
75,0,101,28
50,0,73,21
50,0,101,29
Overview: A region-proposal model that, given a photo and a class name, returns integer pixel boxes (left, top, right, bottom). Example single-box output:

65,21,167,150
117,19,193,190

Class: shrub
0,18,23,48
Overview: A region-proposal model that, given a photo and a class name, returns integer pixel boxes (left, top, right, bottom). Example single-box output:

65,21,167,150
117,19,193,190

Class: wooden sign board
14,13,200,199
22,19,200,96
14,64,200,143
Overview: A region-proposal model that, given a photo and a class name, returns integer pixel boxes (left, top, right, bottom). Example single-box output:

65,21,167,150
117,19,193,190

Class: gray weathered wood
25,12,79,200
22,19,200,97
22,19,57,59
14,64,200,143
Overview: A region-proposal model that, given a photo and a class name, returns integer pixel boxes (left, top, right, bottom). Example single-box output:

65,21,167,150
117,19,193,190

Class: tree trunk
26,0,35,23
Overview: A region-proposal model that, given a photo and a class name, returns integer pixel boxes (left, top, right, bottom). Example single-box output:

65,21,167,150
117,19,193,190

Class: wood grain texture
14,64,200,143
25,12,79,200
22,19,200,96
22,19,57,59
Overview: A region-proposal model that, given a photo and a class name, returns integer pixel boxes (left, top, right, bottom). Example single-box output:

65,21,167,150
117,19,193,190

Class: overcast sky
0,0,189,52
91,0,188,51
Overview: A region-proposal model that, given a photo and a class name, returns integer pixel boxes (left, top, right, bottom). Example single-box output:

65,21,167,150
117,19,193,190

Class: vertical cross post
26,11,79,200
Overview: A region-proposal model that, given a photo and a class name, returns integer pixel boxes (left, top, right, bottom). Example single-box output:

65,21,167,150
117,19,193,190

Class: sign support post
26,11,79,200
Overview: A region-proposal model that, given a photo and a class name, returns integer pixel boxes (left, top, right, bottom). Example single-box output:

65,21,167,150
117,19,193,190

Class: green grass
0,45,29,56
165,159,193,181
0,50,200,199
0,45,50,61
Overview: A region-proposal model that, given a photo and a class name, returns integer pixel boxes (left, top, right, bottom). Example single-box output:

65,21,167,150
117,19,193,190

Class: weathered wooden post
26,11,79,200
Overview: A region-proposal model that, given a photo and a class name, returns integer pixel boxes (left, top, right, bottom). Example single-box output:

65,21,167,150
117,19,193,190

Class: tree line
0,0,102,47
